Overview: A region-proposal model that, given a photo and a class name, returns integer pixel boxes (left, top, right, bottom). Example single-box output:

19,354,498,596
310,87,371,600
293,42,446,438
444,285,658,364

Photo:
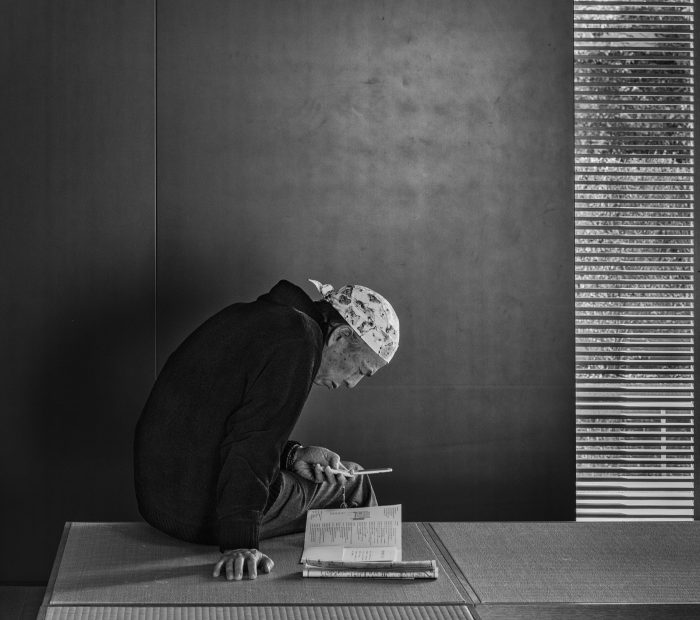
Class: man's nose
345,375,363,389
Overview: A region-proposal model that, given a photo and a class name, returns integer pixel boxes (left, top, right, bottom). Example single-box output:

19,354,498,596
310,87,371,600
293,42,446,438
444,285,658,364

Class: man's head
309,279,399,390
314,321,387,389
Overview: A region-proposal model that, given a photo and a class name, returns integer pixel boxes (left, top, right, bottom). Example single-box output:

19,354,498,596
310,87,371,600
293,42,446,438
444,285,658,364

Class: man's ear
327,324,353,346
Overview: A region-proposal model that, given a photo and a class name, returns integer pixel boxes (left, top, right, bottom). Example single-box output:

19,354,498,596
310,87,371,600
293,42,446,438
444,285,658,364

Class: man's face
314,326,387,390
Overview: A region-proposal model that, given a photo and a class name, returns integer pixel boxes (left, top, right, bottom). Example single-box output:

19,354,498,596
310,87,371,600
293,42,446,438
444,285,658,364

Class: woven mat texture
475,603,700,620
49,522,463,605
44,605,474,620
431,522,700,604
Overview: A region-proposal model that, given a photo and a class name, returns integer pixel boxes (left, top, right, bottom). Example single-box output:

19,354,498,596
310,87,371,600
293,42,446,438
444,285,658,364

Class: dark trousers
260,462,377,540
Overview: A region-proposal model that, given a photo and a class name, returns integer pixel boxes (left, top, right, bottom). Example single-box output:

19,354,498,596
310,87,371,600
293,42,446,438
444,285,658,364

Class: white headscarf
309,279,400,363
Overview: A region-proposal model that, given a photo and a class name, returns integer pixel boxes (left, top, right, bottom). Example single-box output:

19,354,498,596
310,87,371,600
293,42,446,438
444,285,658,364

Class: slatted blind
574,0,695,520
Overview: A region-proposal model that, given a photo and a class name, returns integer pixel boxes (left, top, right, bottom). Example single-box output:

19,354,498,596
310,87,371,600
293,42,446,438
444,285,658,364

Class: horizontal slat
576,178,694,183
576,293,692,299
577,459,694,465
577,474,694,480
578,352,693,357
575,37,693,43
577,404,693,409
576,88,694,94
577,258,694,264
576,27,693,33
575,80,694,87
578,445,694,452
576,480,694,488
577,468,694,474
576,517,694,521
575,167,694,173
577,438,694,444
576,302,694,308
576,382,693,390
577,379,693,384
578,490,693,497
576,99,694,106
577,361,693,367
576,281,693,287
576,336,693,342
574,4,694,9
575,198,694,202
578,452,694,458
576,326,693,340
576,223,693,228
576,350,693,357
574,45,694,51
576,389,692,398
577,384,692,390
574,5,694,10
577,333,694,338
576,497,693,508
576,274,694,279
575,23,693,27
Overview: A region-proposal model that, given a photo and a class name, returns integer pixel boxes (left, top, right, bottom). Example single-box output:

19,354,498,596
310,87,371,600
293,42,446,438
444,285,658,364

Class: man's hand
213,548,274,581
292,445,357,486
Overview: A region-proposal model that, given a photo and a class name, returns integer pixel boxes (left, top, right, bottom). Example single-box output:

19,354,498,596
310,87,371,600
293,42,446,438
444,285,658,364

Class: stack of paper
303,559,438,579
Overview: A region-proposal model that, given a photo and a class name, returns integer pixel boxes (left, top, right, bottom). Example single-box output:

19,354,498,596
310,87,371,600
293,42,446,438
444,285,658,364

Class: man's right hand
213,548,274,581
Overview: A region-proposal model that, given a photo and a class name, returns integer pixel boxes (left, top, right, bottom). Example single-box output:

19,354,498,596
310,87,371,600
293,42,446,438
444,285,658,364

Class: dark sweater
134,280,324,550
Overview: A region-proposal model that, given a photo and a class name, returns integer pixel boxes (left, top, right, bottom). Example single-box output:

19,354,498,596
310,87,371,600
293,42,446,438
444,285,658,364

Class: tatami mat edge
43,604,475,620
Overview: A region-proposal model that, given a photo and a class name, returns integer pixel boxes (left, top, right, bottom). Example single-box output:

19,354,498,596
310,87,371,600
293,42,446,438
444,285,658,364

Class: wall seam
154,0,158,379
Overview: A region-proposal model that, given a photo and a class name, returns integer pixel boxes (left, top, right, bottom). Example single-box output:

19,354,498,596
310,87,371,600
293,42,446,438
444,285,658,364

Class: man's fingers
294,462,315,482
314,463,324,483
233,555,245,581
213,559,224,578
215,550,273,581
329,453,341,469
246,554,257,579
324,465,337,485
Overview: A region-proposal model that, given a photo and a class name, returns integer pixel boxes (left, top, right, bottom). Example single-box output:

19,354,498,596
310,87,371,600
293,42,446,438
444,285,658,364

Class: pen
328,467,393,476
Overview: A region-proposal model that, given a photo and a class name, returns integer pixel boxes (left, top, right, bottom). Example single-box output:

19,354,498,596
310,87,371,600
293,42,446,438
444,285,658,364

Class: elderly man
134,279,399,581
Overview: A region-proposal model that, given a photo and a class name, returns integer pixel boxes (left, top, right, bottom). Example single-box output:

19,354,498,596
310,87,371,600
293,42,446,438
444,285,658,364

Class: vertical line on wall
153,0,158,378
694,3,699,521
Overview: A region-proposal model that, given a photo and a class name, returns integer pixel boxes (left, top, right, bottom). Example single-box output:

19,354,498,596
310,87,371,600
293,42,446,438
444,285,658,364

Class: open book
300,504,438,579
301,504,402,563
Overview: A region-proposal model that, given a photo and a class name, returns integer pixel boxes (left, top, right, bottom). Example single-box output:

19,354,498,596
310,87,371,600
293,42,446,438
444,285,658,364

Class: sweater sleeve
216,337,318,551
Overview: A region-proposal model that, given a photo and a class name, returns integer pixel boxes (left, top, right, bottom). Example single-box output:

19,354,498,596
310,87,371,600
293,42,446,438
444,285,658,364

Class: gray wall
157,0,575,522
2,0,573,583
1,1,155,582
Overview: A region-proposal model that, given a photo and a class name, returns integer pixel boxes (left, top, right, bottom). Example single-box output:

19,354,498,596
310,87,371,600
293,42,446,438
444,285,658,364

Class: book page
301,504,402,562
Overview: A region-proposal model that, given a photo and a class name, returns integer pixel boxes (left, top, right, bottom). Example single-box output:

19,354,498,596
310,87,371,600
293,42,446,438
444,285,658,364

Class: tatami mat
474,603,700,620
430,522,700,604
44,605,474,620
49,523,464,605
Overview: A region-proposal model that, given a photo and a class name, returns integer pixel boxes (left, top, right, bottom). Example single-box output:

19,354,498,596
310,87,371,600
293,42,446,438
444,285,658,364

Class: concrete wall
1,0,573,582
157,0,575,522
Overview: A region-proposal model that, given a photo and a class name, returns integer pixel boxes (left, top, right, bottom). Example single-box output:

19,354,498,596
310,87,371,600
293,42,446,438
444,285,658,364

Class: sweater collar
258,280,324,327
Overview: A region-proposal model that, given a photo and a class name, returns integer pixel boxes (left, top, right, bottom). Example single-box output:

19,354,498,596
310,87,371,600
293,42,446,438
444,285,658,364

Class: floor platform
38,521,700,620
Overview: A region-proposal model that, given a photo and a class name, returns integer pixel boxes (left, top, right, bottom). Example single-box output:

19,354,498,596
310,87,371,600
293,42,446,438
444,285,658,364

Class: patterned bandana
309,279,400,363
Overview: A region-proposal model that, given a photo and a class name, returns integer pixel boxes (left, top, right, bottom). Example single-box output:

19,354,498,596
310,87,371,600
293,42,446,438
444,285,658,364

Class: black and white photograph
1,1,698,618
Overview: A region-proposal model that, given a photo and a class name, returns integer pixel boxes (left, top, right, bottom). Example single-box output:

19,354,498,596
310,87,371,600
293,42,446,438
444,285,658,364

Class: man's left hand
292,445,355,486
